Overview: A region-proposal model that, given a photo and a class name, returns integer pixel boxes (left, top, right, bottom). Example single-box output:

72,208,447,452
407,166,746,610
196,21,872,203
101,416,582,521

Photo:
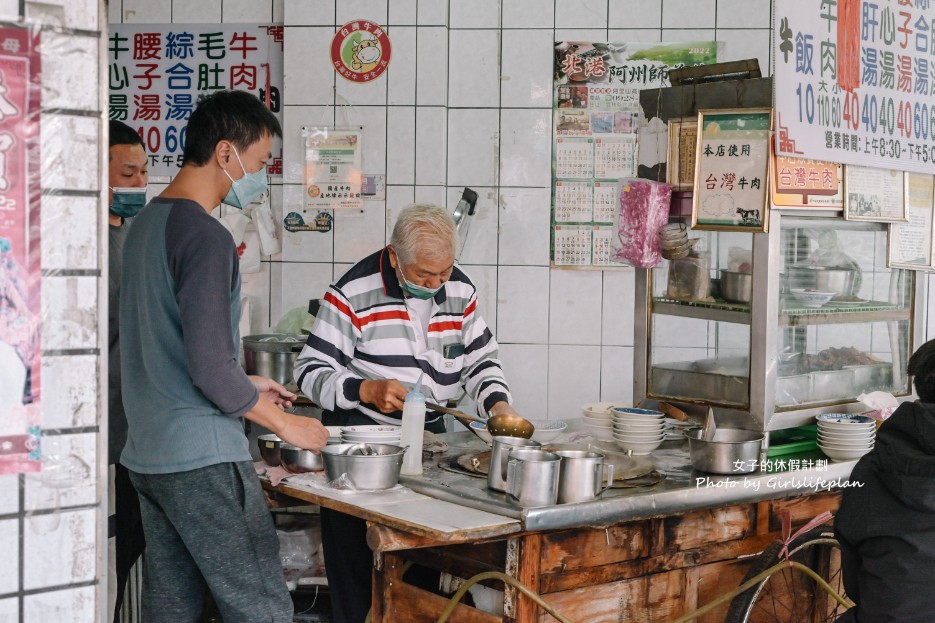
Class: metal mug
555,450,615,504
505,448,561,507
487,436,541,492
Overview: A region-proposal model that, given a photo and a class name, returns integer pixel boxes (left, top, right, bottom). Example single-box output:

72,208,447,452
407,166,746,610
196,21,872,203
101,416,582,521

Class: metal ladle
426,401,536,439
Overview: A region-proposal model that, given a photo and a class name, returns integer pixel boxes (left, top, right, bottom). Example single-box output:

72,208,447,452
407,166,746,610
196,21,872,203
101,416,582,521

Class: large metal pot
321,443,406,490
687,428,764,474
242,334,305,386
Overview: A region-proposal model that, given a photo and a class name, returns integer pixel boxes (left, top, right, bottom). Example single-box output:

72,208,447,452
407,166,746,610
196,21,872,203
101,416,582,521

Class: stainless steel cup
556,450,614,504
487,436,541,492
505,448,561,507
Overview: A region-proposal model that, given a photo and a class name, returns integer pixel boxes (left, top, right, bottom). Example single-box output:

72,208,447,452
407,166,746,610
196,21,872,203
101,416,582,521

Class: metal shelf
779,299,910,326
651,298,751,324
652,297,910,327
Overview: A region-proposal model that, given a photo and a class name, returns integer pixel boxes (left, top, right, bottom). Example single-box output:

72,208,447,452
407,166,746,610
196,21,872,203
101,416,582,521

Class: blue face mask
109,187,148,218
222,146,268,209
400,271,442,300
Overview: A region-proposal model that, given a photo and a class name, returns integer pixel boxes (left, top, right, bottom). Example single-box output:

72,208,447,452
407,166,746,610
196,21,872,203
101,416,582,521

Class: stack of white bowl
580,402,615,441
324,425,344,445
611,407,666,455
816,413,876,462
341,424,402,446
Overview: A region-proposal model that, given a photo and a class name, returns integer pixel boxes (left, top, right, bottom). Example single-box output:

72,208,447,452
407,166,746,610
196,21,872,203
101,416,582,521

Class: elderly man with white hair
294,203,518,623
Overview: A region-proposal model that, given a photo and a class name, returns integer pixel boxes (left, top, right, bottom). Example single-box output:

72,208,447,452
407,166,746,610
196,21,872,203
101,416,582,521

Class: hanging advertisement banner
107,23,284,178
550,41,717,268
303,126,364,211
774,1,935,174
0,27,41,474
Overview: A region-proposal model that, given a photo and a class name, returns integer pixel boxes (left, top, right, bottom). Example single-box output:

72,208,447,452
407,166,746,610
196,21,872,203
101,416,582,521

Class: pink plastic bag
612,179,672,268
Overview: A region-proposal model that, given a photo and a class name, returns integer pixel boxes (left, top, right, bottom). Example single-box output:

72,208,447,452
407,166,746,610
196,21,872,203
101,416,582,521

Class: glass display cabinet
634,208,926,433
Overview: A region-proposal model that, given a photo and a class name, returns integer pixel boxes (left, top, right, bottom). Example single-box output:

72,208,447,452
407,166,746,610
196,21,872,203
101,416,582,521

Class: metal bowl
321,443,406,490
720,270,753,303
687,428,764,474
257,434,282,466
280,443,324,473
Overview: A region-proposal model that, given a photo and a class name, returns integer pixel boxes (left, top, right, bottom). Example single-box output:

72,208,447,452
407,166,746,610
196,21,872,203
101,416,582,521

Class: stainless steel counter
400,431,855,532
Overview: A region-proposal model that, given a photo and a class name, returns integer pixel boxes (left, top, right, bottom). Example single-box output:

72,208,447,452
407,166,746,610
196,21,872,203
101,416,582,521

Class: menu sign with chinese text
774,1,935,175
0,28,41,474
551,41,717,267
108,24,284,178
692,109,771,232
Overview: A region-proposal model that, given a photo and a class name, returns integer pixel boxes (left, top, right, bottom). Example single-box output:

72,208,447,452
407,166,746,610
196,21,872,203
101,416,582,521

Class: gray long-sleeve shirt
119,197,258,474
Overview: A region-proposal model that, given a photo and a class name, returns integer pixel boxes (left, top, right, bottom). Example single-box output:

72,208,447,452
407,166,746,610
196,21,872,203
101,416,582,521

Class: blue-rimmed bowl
816,413,875,425
790,289,836,308
611,407,665,418
816,413,877,434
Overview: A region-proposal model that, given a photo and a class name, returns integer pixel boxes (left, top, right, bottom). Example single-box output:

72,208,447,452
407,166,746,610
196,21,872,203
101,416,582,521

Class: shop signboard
774,1,935,175
108,23,284,178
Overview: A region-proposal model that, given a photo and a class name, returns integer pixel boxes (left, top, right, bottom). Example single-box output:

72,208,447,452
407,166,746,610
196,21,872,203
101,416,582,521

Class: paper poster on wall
304,126,363,211
550,41,717,268
108,23,284,178
773,1,935,175
0,28,42,474
888,173,935,270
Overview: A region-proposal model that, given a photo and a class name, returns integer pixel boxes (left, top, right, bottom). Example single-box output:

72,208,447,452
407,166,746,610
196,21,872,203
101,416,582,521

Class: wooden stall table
263,432,852,623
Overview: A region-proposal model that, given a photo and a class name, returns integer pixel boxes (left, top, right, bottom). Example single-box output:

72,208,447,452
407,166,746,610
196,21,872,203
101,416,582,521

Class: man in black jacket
835,339,935,622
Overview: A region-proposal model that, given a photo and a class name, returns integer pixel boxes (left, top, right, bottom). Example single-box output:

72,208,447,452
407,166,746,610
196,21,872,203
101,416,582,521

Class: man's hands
359,379,409,413
489,401,519,418
277,414,329,452
249,375,296,410
247,375,327,451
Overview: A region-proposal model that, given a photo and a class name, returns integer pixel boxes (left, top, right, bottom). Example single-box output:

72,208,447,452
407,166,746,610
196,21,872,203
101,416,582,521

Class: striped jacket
294,247,511,425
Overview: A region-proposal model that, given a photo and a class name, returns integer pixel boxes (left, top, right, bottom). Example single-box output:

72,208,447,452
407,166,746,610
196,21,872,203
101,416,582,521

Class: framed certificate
667,117,697,192
691,108,772,232
844,165,908,222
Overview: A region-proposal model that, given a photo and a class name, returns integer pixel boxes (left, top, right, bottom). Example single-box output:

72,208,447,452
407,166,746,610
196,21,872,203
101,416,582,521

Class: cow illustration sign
331,20,391,82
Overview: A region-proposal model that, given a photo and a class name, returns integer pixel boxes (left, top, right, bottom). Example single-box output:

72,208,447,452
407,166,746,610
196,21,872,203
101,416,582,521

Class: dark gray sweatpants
129,461,292,623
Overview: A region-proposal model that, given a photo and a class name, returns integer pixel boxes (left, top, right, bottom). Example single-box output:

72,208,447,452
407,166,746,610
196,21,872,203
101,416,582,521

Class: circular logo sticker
331,20,392,82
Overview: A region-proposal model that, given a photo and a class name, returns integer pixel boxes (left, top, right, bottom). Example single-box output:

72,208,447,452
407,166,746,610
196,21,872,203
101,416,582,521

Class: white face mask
222,146,268,209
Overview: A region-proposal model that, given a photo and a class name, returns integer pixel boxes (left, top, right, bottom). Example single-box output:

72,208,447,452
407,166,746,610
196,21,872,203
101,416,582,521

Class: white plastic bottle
399,374,426,476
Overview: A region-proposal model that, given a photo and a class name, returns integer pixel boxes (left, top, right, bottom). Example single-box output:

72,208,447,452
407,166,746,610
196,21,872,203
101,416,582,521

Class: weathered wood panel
540,569,695,623
662,504,756,550
538,523,650,573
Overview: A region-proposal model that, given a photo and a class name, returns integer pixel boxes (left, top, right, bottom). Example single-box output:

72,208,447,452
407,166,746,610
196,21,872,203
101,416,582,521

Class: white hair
390,203,458,265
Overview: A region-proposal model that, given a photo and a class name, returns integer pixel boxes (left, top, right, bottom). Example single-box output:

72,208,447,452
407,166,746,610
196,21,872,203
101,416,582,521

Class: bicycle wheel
725,526,850,623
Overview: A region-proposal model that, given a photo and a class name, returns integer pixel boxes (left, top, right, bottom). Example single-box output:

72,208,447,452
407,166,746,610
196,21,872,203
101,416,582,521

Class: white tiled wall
108,0,777,421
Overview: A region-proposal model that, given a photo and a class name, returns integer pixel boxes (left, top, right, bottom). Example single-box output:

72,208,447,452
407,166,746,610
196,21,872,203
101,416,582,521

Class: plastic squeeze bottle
400,374,427,476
